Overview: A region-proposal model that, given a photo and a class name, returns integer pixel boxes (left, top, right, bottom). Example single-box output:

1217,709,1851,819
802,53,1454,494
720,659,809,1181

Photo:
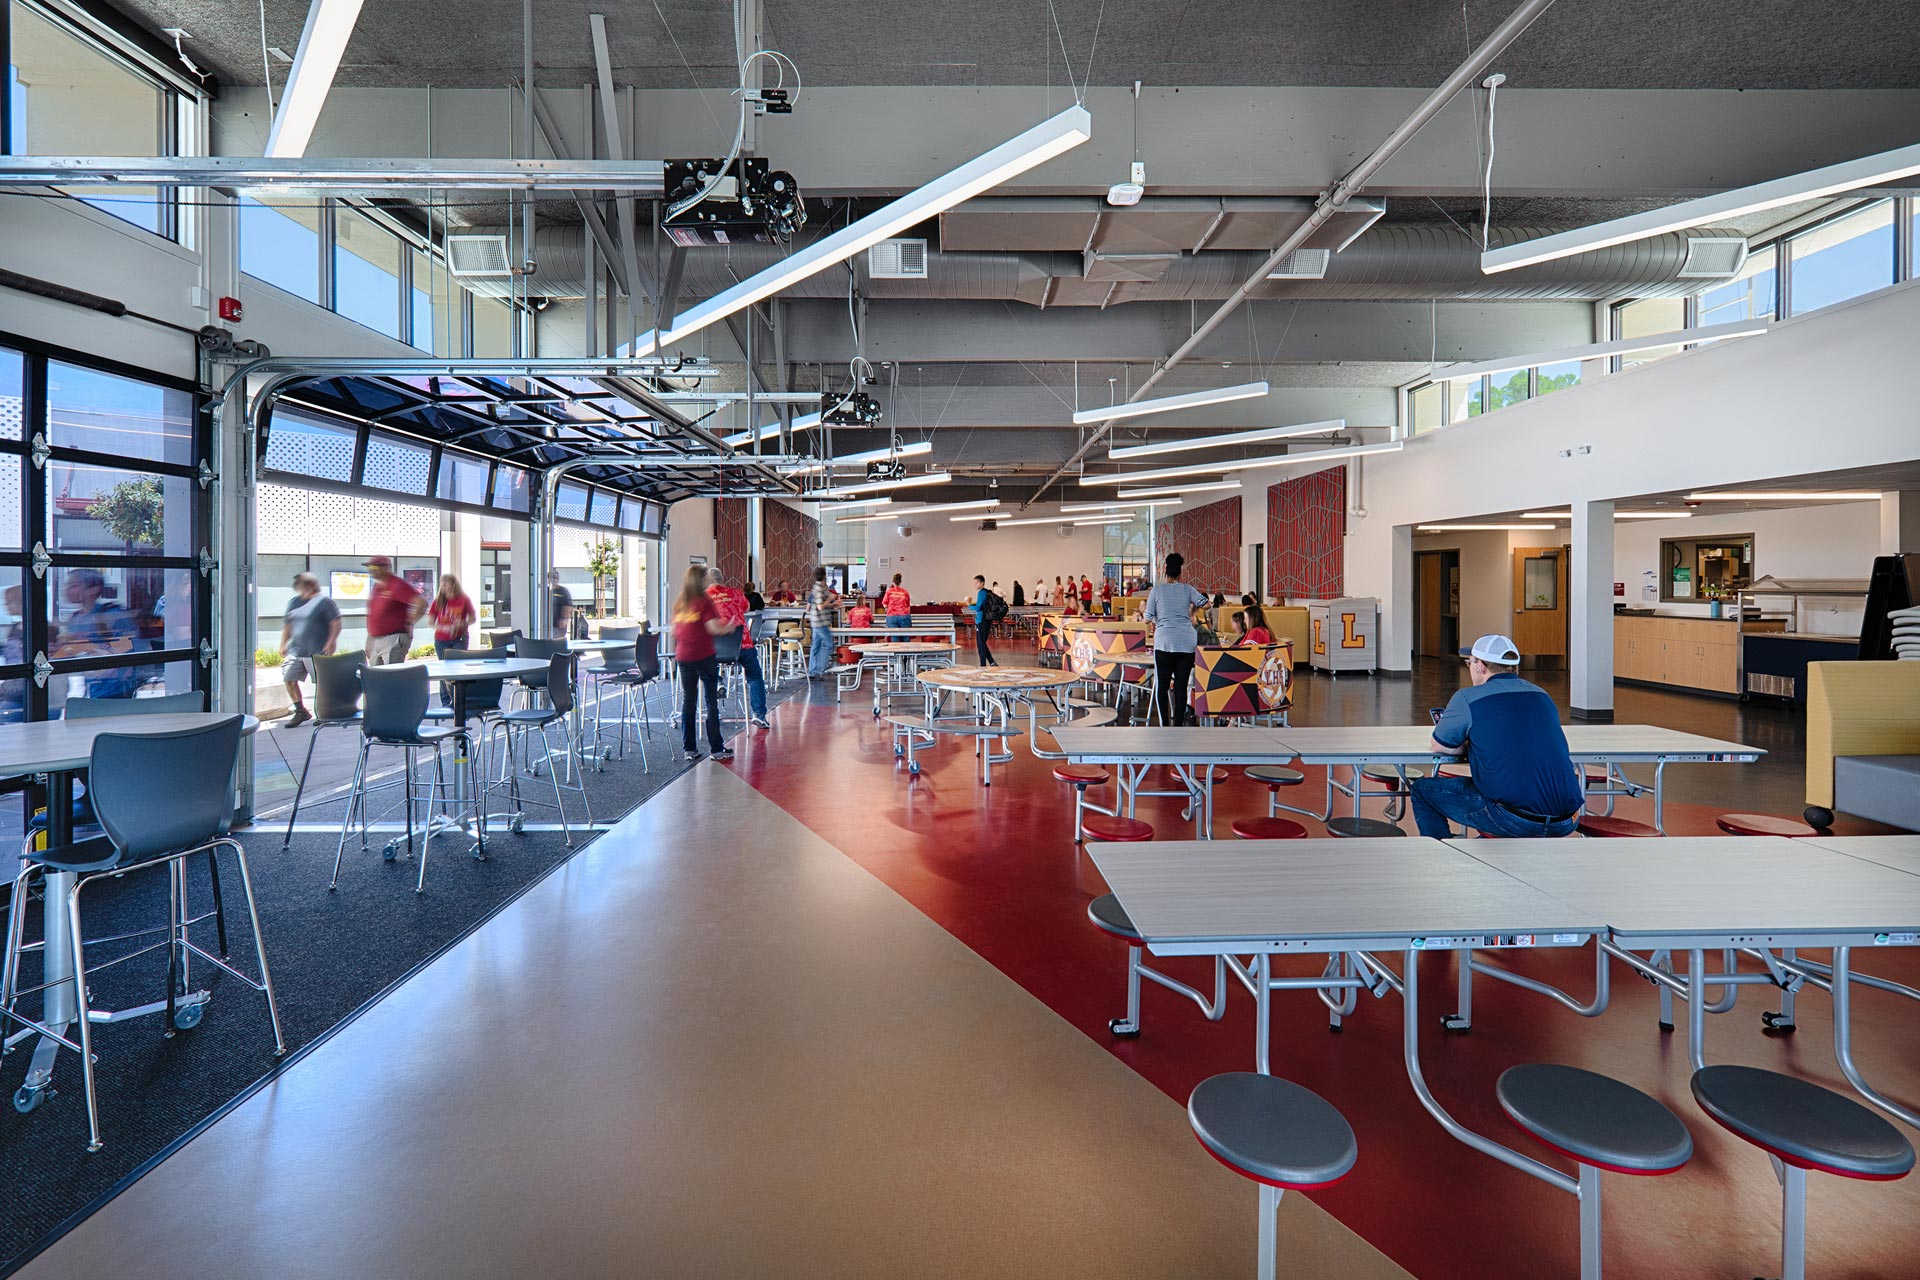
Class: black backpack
983,590,1009,625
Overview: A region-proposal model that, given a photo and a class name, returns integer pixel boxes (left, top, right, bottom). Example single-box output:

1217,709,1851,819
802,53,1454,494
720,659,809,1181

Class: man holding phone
1410,634,1583,840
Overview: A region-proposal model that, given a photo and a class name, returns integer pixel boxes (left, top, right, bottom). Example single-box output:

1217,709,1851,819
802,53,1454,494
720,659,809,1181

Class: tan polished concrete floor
23,763,1407,1280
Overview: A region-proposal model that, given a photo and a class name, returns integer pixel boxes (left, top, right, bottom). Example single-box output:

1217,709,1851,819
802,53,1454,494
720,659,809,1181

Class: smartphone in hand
1428,707,1445,726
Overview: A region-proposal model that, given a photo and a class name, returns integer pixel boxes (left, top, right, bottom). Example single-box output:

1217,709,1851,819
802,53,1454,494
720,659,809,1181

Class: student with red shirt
881,573,913,629
706,568,770,728
1233,602,1276,646
1099,575,1113,615
428,574,476,657
674,564,733,762
1079,574,1094,613
846,601,874,627
362,555,425,665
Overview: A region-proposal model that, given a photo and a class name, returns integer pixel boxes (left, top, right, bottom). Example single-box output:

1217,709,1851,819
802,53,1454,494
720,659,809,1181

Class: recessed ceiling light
1682,491,1881,502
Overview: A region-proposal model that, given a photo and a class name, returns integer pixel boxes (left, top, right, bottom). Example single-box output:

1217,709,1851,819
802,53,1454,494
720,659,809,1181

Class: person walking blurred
673,564,733,762
279,573,340,727
805,567,838,678
362,556,424,666
429,574,476,657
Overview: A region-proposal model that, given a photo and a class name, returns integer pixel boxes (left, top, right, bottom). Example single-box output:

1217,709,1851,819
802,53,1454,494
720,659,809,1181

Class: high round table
912,666,1082,780
0,711,258,1116
850,642,958,717
414,657,547,848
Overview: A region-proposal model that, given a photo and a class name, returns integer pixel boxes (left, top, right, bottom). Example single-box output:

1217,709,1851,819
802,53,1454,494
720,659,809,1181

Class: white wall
663,498,717,617
856,504,1111,605
1611,502,1878,634
1411,529,1521,643
1347,278,1920,671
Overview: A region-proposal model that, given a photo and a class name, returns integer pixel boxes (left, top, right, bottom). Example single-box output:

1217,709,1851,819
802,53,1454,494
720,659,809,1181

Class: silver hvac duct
475,223,1735,305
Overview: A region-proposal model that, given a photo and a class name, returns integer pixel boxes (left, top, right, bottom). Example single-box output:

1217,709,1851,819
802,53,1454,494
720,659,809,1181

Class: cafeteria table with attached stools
1051,724,1300,838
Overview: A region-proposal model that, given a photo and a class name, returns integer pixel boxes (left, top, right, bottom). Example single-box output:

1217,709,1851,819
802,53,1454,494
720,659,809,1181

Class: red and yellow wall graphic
1268,466,1346,600
1152,495,1241,594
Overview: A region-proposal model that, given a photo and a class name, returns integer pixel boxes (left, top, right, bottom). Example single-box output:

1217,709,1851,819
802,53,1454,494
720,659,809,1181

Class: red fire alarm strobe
218,296,243,322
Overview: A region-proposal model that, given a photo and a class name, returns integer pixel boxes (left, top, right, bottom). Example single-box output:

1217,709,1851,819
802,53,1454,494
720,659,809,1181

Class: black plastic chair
332,665,455,894
603,632,660,771
511,637,570,704
713,627,747,721
484,652,591,847
0,715,283,1151
281,650,364,848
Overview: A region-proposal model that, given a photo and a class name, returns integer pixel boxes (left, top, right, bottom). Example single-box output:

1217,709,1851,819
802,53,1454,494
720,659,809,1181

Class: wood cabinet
1612,615,1781,695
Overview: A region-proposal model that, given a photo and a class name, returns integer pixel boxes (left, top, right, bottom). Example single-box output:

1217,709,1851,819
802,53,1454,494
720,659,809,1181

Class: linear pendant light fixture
992,513,1131,527
1083,440,1405,487
1682,491,1882,502
836,498,999,523
817,472,954,499
1482,141,1920,274
635,106,1090,356
1059,499,1183,513
1112,481,1244,500
721,412,822,448
788,441,933,474
1438,320,1769,383
1521,510,1694,521
1106,419,1345,459
1416,524,1557,532
1070,381,1270,427
264,0,368,158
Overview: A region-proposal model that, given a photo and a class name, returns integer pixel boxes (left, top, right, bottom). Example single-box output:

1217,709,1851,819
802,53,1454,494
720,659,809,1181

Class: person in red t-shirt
1079,574,1093,612
881,573,913,629
428,574,476,657
675,565,733,760
706,568,769,728
1099,575,1113,615
846,602,874,627
363,556,425,665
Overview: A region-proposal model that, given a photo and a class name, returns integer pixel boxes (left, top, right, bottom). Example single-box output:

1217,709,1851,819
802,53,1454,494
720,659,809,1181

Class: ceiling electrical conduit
1025,0,1561,504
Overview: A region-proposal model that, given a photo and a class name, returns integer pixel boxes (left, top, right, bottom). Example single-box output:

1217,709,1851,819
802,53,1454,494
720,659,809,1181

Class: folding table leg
1257,1184,1281,1280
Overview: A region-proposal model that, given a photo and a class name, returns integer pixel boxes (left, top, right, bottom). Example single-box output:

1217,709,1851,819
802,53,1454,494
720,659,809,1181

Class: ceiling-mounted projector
1106,161,1146,208
824,391,883,427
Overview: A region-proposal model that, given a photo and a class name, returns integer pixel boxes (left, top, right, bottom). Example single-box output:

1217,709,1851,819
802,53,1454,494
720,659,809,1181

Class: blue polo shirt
1432,672,1583,817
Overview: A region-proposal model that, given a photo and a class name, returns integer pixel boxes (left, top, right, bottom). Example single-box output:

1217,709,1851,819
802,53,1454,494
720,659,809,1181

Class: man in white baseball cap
1409,633,1583,839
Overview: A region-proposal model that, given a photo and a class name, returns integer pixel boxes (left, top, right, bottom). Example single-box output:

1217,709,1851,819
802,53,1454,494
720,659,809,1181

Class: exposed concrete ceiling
112,0,1920,91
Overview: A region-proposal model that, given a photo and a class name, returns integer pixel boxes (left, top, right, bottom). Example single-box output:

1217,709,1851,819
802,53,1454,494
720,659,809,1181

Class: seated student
1238,602,1275,645
847,600,875,627
1409,634,1583,840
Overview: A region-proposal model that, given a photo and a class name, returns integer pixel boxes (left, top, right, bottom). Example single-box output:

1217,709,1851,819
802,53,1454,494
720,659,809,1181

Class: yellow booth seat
1806,660,1920,810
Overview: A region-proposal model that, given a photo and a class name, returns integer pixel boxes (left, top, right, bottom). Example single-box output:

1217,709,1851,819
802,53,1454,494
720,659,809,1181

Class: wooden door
1511,546,1569,658
1415,552,1446,656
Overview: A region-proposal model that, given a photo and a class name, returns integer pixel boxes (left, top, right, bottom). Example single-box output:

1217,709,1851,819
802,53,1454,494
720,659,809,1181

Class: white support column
1881,491,1920,554
1382,523,1415,676
1570,499,1615,721
747,497,766,589
506,517,536,636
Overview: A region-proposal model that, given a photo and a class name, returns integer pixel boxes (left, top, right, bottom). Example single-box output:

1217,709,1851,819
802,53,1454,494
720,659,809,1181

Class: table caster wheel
1761,1011,1796,1034
1440,1015,1471,1033
13,1084,44,1113
172,1001,205,1031
382,839,402,862
1107,1019,1140,1038
894,744,904,758
908,762,921,775
508,814,526,834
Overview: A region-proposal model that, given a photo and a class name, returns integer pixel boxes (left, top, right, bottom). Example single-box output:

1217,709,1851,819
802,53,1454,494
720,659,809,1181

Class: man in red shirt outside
705,568,770,728
1078,574,1094,614
363,555,425,665
881,573,913,629
1099,575,1113,615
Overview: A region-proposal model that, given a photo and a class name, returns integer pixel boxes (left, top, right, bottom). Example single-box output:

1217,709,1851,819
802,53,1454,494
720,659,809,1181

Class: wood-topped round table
0,710,259,1117
850,641,958,717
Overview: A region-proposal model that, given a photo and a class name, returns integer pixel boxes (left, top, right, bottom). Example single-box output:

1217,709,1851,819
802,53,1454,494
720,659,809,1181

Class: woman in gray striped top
1140,552,1208,726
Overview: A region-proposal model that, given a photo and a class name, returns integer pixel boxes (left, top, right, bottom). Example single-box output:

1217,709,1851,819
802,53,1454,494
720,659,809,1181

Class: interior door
1415,552,1445,656
1511,545,1570,658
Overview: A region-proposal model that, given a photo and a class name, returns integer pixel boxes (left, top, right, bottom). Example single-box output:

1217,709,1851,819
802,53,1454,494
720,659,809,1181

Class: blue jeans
808,625,834,676
738,645,768,718
1410,774,1578,840
886,615,912,629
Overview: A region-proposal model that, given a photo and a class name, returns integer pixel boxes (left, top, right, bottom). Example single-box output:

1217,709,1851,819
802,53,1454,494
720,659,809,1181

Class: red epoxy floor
728,657,1920,1279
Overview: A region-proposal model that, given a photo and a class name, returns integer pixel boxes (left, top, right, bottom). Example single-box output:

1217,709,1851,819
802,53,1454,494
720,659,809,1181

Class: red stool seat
1437,763,1471,778
1053,763,1110,785
1578,815,1661,838
1231,817,1309,840
1583,765,1612,783
1716,812,1823,837
1082,814,1155,842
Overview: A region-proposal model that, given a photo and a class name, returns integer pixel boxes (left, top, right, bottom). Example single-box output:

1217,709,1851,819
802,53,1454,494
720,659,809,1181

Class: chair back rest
634,631,662,682
483,628,521,652
361,664,432,742
545,652,578,716
598,643,637,674
90,716,244,859
517,637,569,662
777,621,803,640
714,627,744,662
599,625,642,643
312,650,364,721
65,690,206,719
440,648,505,712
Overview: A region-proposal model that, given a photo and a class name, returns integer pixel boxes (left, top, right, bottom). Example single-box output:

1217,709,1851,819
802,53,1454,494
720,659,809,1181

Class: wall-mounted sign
330,570,371,604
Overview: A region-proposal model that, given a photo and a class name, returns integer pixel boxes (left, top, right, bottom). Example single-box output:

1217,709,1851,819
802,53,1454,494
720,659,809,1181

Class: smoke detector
1056,523,1078,539
1106,161,1146,208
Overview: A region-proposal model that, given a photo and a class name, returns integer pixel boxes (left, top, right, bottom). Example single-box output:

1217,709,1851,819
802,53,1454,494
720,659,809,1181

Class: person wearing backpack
970,574,1000,666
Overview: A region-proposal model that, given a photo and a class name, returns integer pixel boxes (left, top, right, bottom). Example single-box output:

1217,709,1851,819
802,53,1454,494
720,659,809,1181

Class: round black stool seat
1691,1065,1915,1179
1360,764,1422,784
1189,1072,1357,1189
1246,765,1305,786
1497,1064,1693,1173
1087,893,1142,943
1326,816,1405,838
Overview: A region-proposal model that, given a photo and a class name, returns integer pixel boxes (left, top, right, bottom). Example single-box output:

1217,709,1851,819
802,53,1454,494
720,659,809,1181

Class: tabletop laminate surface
0,712,260,777
1087,838,1597,945
1453,837,1920,936
1050,725,1296,761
